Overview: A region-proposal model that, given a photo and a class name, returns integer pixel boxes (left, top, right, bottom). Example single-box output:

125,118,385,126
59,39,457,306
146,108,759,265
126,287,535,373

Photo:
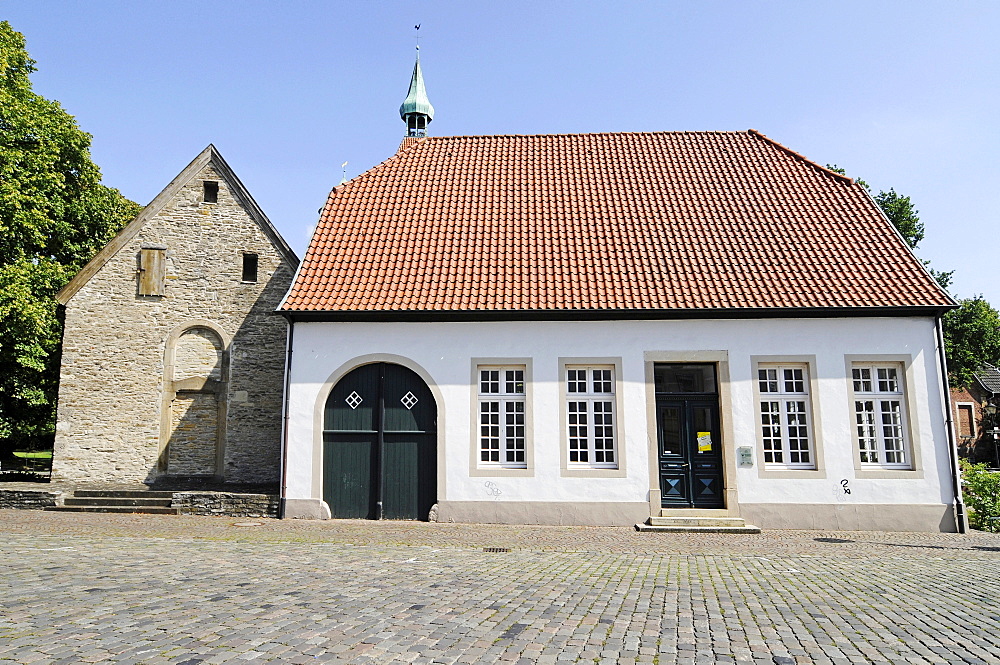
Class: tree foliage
873,188,924,251
942,296,1000,388
0,21,140,457
959,459,1000,532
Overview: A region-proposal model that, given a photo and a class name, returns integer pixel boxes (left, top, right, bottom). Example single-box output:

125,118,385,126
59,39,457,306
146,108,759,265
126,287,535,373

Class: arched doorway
163,325,228,478
323,362,437,520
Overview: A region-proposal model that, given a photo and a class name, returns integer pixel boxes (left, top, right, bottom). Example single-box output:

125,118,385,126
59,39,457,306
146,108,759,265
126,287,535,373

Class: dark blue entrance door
654,364,725,509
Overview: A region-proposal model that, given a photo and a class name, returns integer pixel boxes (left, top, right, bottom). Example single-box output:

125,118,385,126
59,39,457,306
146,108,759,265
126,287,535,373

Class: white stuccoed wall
284,316,953,518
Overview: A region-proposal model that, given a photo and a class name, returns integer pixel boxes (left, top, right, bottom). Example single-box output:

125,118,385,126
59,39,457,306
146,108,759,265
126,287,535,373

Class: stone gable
52,155,296,483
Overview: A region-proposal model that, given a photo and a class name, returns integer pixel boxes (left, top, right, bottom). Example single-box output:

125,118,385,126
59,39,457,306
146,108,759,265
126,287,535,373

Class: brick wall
950,383,995,463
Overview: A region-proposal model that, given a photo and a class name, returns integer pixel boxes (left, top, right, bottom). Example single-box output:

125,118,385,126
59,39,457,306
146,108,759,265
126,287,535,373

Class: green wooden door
323,363,437,520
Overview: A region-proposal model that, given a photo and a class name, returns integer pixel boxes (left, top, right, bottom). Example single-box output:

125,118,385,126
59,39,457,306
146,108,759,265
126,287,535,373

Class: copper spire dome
399,47,434,137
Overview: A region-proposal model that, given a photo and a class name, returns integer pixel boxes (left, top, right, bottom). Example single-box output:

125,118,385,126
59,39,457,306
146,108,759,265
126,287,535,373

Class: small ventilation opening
242,253,258,283
203,181,219,203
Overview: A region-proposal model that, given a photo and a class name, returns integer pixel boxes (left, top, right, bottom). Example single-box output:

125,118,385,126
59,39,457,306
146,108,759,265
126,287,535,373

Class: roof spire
399,28,434,137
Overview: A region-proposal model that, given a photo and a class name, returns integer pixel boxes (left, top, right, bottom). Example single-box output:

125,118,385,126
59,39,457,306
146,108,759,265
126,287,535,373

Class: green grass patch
12,451,53,459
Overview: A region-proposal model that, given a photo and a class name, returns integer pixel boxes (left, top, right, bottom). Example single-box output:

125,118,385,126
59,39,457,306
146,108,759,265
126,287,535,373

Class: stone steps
46,505,178,515
74,490,175,499
64,497,173,508
635,515,761,534
45,489,177,515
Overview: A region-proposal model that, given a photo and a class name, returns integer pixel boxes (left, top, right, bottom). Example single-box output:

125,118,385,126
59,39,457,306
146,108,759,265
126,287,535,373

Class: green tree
826,164,952,290
0,21,140,460
959,459,1000,532
873,188,924,251
942,296,1000,388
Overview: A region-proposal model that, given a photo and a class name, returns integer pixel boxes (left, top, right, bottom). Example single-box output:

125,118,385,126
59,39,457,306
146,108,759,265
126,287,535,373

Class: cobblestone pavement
2,511,1000,664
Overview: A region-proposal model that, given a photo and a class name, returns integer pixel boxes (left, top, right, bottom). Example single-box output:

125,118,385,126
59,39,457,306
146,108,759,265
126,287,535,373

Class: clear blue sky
5,1,999,304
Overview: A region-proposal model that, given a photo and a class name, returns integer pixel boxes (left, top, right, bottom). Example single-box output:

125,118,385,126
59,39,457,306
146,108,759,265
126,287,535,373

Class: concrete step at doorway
635,516,761,534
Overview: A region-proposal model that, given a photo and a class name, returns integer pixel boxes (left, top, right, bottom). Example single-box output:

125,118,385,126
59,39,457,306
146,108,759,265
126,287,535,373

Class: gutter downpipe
936,315,966,533
278,316,294,519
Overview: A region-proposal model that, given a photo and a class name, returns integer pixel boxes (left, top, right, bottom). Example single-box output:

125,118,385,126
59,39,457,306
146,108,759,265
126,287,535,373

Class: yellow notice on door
697,432,712,452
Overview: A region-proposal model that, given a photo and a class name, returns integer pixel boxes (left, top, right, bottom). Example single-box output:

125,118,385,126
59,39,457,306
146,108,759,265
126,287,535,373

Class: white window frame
751,356,825,479
756,364,815,470
565,365,618,470
851,363,912,470
476,364,527,469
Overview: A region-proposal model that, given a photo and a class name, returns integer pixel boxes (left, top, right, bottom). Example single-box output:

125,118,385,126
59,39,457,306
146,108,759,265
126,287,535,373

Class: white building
277,61,961,530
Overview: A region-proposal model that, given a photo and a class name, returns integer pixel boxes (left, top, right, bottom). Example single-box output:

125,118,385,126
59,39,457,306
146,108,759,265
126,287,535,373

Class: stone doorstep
634,523,762,534
648,516,751,528
635,515,762,534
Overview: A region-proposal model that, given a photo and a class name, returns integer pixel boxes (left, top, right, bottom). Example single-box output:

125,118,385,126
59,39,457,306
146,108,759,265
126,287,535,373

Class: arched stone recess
310,353,447,519
158,320,232,479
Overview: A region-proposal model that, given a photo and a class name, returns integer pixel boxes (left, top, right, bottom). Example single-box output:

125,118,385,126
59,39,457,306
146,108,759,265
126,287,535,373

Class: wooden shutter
139,245,167,296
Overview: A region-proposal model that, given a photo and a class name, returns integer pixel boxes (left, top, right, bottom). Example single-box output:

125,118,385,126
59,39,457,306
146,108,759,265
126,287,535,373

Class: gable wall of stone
52,164,294,483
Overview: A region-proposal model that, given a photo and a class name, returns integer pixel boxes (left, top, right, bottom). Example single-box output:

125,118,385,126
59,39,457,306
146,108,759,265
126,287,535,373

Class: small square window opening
242,253,258,283
203,181,219,203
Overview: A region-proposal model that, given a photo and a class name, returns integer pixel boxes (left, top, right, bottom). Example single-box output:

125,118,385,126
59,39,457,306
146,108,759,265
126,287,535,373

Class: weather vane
414,23,421,50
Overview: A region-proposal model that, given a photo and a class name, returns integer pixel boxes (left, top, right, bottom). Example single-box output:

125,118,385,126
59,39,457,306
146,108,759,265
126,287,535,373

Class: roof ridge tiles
747,129,855,185
329,137,432,199
421,130,751,140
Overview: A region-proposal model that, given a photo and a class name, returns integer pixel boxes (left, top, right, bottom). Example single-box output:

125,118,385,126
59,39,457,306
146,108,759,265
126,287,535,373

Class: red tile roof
281,130,953,315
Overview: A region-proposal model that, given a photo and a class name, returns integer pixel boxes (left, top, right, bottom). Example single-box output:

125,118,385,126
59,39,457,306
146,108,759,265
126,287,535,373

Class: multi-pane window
852,365,910,469
757,365,814,468
478,366,526,468
566,366,617,468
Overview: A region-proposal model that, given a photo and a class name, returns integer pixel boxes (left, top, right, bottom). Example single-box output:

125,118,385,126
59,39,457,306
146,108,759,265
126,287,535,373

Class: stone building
52,146,297,484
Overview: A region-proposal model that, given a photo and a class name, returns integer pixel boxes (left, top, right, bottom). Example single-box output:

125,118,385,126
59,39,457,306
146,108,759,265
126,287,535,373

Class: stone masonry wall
0,490,61,509
171,491,279,518
52,162,295,483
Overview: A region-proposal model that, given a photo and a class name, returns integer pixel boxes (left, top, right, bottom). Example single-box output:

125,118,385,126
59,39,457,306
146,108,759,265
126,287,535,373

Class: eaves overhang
277,304,956,323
